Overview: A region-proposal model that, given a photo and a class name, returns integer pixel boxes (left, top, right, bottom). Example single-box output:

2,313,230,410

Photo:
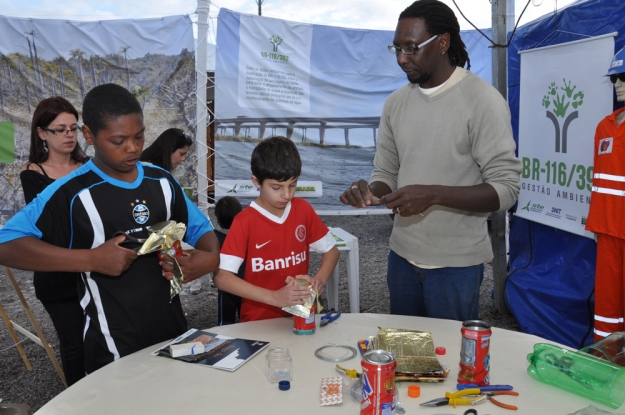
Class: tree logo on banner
261,35,289,62
541,79,585,154
269,35,283,52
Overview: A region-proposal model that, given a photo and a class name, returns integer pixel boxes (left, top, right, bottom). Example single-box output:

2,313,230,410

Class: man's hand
339,179,383,208
380,185,435,217
91,235,138,276
271,277,315,308
160,249,220,282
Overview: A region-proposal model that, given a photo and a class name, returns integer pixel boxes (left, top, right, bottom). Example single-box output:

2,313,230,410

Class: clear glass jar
265,346,293,383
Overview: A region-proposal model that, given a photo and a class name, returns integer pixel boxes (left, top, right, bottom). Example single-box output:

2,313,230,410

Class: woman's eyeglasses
44,126,79,135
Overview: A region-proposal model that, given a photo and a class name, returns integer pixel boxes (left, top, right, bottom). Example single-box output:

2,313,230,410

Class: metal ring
314,344,358,362
396,207,401,214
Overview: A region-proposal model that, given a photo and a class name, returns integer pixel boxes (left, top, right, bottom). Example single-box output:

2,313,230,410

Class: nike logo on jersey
255,240,271,249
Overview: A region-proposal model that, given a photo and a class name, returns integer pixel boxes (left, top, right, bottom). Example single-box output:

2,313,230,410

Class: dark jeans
218,290,242,326
41,296,85,386
387,250,484,321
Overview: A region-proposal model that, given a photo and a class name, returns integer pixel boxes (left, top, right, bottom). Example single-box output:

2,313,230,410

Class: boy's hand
160,249,220,282
293,274,325,296
271,281,315,308
92,235,138,276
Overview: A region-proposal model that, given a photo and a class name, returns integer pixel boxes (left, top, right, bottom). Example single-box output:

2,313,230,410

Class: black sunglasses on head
609,73,625,84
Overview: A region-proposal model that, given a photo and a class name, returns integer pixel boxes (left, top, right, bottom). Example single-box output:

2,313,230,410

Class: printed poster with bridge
516,34,615,238
214,8,494,210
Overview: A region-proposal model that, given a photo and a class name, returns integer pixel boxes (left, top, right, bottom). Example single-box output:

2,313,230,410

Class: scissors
544,352,594,390
112,231,147,251
420,388,485,408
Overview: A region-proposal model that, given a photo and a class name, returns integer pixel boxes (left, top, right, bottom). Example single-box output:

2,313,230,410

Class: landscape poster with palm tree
0,15,196,222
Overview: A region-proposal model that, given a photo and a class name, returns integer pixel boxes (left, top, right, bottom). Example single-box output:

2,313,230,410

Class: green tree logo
541,78,584,154
269,35,283,52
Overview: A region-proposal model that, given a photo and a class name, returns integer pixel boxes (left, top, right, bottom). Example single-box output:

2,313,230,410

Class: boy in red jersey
214,136,339,322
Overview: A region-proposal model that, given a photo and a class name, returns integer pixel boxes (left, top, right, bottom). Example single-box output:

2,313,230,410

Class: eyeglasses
609,73,625,84
388,34,439,56
44,126,79,135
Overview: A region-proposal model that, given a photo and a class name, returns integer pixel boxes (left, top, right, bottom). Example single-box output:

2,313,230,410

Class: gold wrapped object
282,279,317,318
136,220,187,300
137,221,186,255
371,327,446,380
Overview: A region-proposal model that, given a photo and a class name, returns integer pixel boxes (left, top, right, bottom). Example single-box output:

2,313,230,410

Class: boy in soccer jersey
0,84,220,374
214,136,339,322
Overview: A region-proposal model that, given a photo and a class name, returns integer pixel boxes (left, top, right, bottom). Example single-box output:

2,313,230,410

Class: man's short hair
251,136,302,184
399,0,470,70
215,196,243,230
82,84,143,137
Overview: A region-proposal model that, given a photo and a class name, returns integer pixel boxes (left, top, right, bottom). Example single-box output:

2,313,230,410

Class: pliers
320,310,341,327
482,391,519,410
420,388,485,408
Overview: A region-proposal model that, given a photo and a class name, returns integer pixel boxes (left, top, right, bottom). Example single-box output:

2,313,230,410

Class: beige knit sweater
371,69,521,267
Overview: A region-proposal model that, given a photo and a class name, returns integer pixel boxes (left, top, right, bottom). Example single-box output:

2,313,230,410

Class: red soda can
360,350,396,415
458,320,491,386
293,302,316,335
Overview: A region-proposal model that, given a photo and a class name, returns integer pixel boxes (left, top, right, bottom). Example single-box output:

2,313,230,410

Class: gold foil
136,220,187,300
372,327,446,378
282,279,317,318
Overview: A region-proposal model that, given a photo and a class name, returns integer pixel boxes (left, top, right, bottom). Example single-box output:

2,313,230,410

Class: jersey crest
295,224,306,242
132,200,150,224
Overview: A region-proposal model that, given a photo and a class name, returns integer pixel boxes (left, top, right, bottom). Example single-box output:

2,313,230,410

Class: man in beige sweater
340,0,521,321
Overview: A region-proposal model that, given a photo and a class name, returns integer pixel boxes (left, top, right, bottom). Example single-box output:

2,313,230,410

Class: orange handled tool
484,391,519,410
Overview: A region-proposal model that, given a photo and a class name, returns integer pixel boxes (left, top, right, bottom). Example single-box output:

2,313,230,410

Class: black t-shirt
5,161,214,373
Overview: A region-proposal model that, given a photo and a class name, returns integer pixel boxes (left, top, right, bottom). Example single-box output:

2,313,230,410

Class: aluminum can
292,302,316,335
360,350,397,415
458,320,491,386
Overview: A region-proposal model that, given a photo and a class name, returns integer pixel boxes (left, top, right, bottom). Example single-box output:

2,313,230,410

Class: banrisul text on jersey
251,250,307,272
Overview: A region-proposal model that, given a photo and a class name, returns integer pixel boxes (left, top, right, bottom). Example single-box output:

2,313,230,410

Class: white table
326,227,359,313
35,314,606,414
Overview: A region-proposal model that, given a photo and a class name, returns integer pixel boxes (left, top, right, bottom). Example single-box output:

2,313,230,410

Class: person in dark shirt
1,84,220,374
214,196,244,325
140,127,192,171
19,97,89,386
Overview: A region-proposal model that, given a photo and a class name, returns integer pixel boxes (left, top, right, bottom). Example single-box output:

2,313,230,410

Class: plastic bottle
526,343,625,409
265,347,293,384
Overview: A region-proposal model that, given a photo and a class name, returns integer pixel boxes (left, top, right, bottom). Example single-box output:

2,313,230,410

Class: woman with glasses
140,127,193,171
19,96,89,386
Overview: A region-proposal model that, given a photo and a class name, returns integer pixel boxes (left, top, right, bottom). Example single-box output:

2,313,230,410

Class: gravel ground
0,212,519,413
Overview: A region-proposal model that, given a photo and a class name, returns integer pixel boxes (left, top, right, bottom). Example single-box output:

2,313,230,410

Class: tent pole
196,0,210,214
491,0,512,315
